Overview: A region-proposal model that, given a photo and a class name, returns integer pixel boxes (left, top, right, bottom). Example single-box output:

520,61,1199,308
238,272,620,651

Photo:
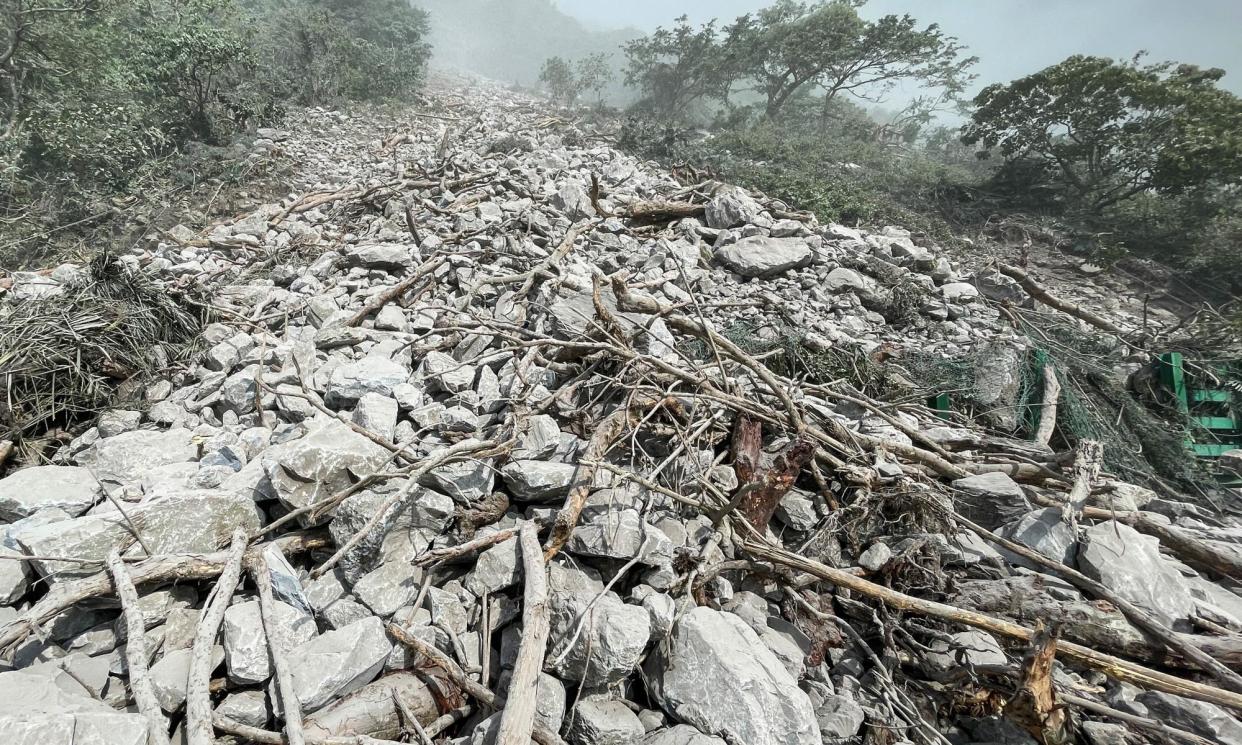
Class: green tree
723,0,975,121
539,56,579,105
962,55,1242,213
622,15,728,118
576,52,614,105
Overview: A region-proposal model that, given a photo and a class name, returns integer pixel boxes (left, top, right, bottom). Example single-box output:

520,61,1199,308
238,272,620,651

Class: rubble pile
1,75,1241,745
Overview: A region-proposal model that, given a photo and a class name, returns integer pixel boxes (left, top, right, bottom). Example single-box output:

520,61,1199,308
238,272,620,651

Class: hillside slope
0,74,1239,745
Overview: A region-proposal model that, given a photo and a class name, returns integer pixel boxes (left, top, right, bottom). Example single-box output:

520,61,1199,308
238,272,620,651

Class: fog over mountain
557,0,1242,95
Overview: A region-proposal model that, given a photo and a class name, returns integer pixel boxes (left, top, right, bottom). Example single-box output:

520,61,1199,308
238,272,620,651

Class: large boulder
1138,691,1242,745
263,419,391,516
714,236,813,279
643,606,819,745
546,563,650,690
15,489,262,579
1078,521,1197,625
86,428,198,487
0,668,147,745
223,600,317,684
0,466,101,520
950,472,1031,530
280,616,392,713
704,187,763,229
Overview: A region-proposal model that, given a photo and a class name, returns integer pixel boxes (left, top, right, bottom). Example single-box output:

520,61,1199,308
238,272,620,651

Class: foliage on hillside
612,3,1242,292
0,0,430,262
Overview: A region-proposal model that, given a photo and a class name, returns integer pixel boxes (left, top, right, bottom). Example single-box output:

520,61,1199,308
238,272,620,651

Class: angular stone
327,357,410,406
421,350,476,394
0,668,148,744
88,428,197,486
150,645,224,711
353,561,422,617
714,236,813,279
950,472,1031,530
566,697,645,745
643,607,818,745
924,630,1007,672
217,690,270,728
353,393,399,442
547,563,650,690
465,536,522,595
17,489,262,579
223,600,317,684
1137,691,1242,745
501,460,576,502
345,244,414,272
823,267,873,295
264,420,390,517
704,187,763,229
998,508,1077,568
282,616,392,713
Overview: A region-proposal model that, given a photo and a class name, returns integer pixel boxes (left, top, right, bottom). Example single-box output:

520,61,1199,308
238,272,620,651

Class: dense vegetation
603,1,1242,292
0,0,430,260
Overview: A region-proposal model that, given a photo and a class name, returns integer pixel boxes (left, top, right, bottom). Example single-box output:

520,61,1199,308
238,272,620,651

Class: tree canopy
962,55,1242,213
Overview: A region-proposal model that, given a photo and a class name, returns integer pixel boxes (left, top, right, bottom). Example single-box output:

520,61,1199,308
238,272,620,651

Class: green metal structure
1156,352,1242,459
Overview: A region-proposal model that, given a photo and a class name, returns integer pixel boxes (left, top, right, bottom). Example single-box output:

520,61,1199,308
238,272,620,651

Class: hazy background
556,0,1242,95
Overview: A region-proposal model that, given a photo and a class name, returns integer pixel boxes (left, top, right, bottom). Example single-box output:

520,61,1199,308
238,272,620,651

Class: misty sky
557,0,1242,96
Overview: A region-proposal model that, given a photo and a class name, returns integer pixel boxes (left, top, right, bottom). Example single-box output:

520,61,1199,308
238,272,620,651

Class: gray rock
0,668,148,745
814,693,866,741
566,698,645,745
0,546,28,604
150,645,224,711
421,351,476,394
858,542,892,572
714,236,813,278
1079,521,1196,625
345,244,414,272
327,357,410,406
998,508,1077,568
353,561,422,617
465,536,522,595
223,600,317,684
951,471,1031,530
644,606,819,745
971,272,1027,305
568,507,672,564
353,393,399,442
282,616,393,713
547,562,650,689
941,282,980,302
924,630,1007,672
264,420,391,516
973,342,1026,431
217,690,270,728
643,725,727,745
17,489,262,579
1081,721,1128,745
501,460,576,502
88,428,197,486
1138,690,1242,745
96,410,142,437
823,267,873,295
552,180,594,220
704,188,763,229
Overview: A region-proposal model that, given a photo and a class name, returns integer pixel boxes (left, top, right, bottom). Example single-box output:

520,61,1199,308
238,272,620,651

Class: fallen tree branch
494,523,549,745
387,624,567,745
743,538,1242,712
108,550,170,745
188,530,248,745
0,530,330,654
346,255,447,328
254,550,306,745
998,264,1125,336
